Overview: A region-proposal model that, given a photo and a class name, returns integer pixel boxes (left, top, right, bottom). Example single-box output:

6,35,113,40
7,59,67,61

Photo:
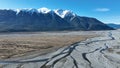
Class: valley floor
0,30,120,68
0,31,94,59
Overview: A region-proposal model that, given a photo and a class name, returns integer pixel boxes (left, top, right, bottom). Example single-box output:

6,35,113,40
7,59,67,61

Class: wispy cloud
95,8,110,12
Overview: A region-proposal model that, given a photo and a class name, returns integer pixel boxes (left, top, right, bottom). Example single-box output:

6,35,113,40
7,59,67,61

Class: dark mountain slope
0,8,114,32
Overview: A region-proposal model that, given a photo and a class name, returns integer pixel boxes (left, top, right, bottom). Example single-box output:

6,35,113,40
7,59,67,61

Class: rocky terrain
0,30,119,68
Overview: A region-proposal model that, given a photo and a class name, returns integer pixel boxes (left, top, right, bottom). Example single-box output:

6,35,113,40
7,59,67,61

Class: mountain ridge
107,23,120,29
0,8,114,32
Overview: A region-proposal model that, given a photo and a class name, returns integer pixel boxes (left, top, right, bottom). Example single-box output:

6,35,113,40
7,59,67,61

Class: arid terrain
0,31,94,59
0,30,120,68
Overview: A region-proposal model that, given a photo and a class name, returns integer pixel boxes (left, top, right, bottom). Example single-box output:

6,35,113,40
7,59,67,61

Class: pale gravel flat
0,30,120,68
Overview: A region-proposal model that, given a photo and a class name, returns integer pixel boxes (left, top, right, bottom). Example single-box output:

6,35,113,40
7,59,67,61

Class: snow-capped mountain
0,8,114,32
2,8,75,18
12,8,76,18
13,7,51,14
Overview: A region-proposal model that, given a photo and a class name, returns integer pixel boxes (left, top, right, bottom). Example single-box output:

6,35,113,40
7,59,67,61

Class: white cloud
95,8,110,12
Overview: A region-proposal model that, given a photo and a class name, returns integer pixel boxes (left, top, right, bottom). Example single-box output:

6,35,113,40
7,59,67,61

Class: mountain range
0,8,114,32
107,23,120,29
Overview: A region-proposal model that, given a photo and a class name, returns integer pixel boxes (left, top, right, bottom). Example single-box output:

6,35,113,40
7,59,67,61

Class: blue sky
0,0,120,24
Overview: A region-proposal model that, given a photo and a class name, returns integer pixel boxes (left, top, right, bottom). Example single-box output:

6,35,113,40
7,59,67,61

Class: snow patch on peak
54,9,76,18
0,8,76,16
38,7,51,13
15,9,21,14
13,8,51,15
28,8,38,12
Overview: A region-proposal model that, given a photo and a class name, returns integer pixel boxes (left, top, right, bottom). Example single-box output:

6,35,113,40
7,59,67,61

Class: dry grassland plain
0,31,95,59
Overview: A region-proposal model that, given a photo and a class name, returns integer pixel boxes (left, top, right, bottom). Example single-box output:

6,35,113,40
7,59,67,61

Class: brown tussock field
0,32,95,59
